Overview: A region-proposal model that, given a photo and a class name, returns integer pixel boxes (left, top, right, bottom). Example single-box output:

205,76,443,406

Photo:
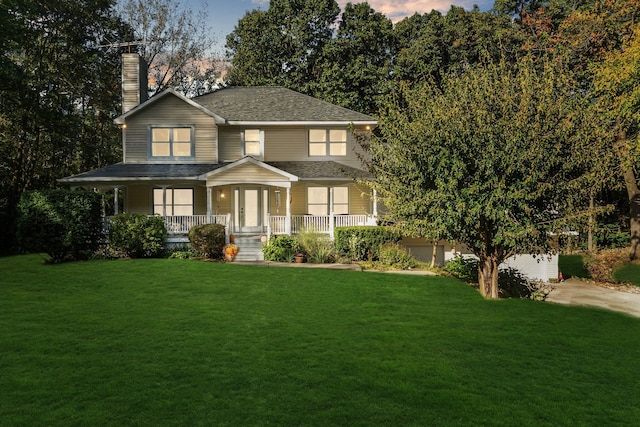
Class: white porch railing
104,214,231,236
267,214,376,239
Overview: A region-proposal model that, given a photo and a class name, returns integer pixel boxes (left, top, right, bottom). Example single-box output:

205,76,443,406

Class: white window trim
308,128,348,157
153,188,194,216
242,129,264,158
149,125,195,159
307,186,349,215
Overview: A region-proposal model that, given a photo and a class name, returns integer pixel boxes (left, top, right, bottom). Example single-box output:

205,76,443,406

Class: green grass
2,255,640,426
613,262,640,286
558,254,590,279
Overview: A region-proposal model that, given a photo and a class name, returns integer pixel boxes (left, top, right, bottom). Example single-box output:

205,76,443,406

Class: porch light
217,190,224,201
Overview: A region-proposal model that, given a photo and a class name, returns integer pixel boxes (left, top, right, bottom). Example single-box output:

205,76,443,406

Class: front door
236,187,262,233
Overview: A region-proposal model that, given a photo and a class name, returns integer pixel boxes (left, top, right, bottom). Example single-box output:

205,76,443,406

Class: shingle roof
267,161,372,180
58,163,222,183
194,87,376,123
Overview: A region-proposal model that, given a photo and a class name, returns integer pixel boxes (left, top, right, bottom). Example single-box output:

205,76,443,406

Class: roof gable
114,89,225,125
200,157,299,183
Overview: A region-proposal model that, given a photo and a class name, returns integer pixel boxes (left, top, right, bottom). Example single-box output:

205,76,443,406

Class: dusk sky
185,0,495,55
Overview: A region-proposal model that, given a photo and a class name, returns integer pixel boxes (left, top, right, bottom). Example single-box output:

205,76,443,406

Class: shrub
379,243,418,269
262,235,301,262
334,226,402,261
443,255,479,282
584,248,630,283
108,213,167,258
188,223,226,259
17,189,103,262
296,228,334,263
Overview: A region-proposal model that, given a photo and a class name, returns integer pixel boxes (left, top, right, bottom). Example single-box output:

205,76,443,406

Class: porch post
206,186,212,216
285,186,291,235
162,186,167,216
113,187,120,215
372,188,378,217
329,187,335,240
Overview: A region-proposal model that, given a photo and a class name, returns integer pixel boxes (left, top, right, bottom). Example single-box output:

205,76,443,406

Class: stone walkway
546,278,640,318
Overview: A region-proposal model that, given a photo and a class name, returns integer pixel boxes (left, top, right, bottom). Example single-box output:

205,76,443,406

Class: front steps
233,235,264,261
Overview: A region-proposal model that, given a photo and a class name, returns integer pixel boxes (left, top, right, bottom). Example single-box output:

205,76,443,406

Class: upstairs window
151,126,193,158
243,129,263,157
153,188,193,216
308,129,347,157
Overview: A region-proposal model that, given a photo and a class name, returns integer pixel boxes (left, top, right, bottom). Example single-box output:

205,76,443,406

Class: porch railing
267,214,376,238
104,214,231,236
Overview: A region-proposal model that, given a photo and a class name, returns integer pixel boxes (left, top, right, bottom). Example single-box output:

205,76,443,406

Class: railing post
285,187,291,235
266,213,271,241
329,187,335,240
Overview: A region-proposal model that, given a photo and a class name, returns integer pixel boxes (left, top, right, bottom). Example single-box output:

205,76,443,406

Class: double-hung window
153,188,193,216
151,126,193,158
308,129,347,156
243,129,262,157
307,186,349,215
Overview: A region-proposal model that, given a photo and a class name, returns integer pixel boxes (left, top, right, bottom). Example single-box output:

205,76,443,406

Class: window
153,188,193,216
151,127,193,158
308,129,347,156
243,129,262,157
307,187,349,215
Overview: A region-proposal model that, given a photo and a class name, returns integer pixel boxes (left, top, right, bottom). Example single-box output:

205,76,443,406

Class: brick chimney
121,52,148,113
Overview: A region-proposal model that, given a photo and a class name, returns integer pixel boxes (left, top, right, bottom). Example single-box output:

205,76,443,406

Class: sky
187,0,495,55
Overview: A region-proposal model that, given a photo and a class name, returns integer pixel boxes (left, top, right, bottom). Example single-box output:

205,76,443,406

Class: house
59,53,379,260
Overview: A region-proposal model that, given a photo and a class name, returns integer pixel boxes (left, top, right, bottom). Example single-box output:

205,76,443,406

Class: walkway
546,278,640,318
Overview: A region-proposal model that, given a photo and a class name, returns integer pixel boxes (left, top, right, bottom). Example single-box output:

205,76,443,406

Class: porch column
372,189,378,217
113,187,120,215
329,187,335,239
285,186,291,235
206,186,212,216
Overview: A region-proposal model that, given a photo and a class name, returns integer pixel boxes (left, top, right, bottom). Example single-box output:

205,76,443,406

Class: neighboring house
59,53,379,260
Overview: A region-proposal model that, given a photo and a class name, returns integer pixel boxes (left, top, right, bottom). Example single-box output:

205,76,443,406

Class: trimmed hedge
108,213,167,258
17,189,103,262
262,235,301,262
188,223,226,259
334,226,402,261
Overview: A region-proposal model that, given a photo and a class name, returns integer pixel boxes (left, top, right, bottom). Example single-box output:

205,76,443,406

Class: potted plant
294,252,306,263
223,243,239,261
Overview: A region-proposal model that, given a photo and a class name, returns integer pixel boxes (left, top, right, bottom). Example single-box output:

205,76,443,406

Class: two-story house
59,53,379,259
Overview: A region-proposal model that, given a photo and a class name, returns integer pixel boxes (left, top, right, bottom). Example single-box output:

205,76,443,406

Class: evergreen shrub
17,189,103,262
108,213,167,258
262,235,301,262
188,223,226,259
334,226,402,261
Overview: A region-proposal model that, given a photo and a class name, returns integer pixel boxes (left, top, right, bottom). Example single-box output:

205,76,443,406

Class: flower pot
294,255,305,263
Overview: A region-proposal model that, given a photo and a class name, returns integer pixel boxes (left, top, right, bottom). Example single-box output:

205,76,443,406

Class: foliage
584,248,633,283
262,235,302,262
188,223,226,259
16,189,103,262
0,0,126,254
558,254,591,279
168,250,192,259
296,228,334,263
612,262,640,286
117,0,220,96
367,55,596,298
108,214,167,258
443,256,480,283
334,226,402,261
378,243,418,270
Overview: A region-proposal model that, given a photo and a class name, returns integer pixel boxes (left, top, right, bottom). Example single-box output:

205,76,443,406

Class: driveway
546,278,640,318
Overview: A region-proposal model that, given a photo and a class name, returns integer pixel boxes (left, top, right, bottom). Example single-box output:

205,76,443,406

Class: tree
366,56,594,298
309,2,394,115
0,0,126,253
226,0,340,93
117,0,219,96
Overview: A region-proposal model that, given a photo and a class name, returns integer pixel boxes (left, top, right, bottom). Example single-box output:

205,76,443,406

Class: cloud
340,1,491,22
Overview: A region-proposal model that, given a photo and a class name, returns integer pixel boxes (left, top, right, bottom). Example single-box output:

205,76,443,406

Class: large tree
226,0,340,93
0,0,126,253
367,56,595,298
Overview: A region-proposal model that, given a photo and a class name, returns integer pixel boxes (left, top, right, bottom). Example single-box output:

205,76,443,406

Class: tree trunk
430,241,437,269
588,194,594,253
478,256,500,299
616,131,640,260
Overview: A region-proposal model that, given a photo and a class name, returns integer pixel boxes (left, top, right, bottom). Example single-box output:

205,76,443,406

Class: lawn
2,255,639,426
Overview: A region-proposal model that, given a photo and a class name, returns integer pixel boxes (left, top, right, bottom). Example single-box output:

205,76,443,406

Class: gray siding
124,94,217,163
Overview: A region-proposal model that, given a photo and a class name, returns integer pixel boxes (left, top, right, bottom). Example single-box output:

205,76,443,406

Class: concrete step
233,236,264,261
